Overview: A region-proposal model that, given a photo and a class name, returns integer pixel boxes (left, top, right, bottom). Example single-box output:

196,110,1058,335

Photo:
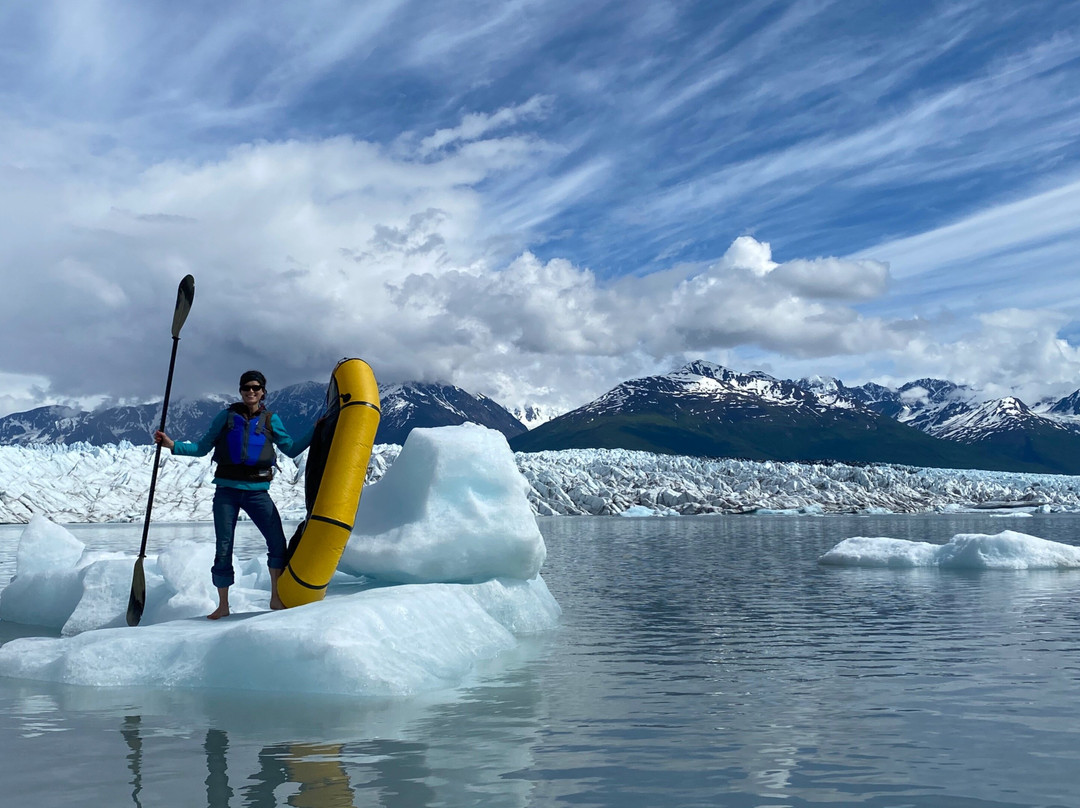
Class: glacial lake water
1,512,1079,807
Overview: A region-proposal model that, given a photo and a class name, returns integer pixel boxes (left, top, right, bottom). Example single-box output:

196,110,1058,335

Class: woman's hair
239,370,267,389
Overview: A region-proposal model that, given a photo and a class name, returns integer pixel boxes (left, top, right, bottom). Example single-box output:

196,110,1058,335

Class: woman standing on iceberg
154,370,310,619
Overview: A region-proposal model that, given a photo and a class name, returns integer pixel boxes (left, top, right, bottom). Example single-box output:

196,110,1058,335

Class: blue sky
3,0,1080,417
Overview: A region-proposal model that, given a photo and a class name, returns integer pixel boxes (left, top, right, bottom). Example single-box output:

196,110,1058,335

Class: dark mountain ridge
510,362,1080,475
0,381,526,448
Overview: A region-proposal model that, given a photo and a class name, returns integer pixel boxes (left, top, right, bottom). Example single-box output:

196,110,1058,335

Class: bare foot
270,598,285,611
207,605,230,620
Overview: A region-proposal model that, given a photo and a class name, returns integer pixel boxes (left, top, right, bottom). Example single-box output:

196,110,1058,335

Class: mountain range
6,361,1080,475
0,382,528,448
509,362,1080,476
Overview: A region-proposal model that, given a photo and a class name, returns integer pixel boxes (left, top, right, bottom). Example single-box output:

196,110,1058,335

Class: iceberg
0,426,559,696
819,530,1080,569
339,424,546,584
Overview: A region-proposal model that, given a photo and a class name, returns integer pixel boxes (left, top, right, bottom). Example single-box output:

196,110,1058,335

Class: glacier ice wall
2,441,1080,523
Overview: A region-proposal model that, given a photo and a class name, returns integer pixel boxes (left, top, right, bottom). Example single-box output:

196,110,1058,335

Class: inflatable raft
279,358,380,608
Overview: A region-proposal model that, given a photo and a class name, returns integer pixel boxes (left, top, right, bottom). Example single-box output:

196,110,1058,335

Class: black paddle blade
170,275,195,338
126,557,146,626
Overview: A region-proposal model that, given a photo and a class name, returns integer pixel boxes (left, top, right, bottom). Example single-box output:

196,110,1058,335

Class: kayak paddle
126,274,195,626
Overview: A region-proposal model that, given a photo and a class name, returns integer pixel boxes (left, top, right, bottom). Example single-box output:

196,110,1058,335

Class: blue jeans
211,487,287,588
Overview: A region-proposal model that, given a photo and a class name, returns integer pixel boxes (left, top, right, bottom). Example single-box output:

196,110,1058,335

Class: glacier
1,441,1078,524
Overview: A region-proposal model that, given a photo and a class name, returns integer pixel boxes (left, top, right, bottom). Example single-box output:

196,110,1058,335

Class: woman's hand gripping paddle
126,275,195,627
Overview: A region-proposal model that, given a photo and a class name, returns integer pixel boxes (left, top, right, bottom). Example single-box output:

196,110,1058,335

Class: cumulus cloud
883,307,1080,403
769,257,890,301
0,110,917,416
384,236,911,384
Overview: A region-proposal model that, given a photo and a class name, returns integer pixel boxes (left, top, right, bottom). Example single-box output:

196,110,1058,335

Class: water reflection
17,651,548,808
3,514,1080,807
120,714,379,807
204,729,231,806
122,715,144,808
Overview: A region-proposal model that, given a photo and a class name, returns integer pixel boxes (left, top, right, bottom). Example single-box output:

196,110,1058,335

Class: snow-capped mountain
929,396,1072,442
0,405,84,445
1046,389,1080,417
890,379,981,433
578,360,857,421
0,381,526,447
822,377,983,431
0,399,230,446
11,358,1080,474
510,361,1080,474
511,404,562,430
510,361,1020,471
376,382,526,445
794,375,864,408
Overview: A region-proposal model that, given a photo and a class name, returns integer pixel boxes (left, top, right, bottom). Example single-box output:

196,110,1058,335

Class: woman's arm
270,413,314,458
170,409,229,457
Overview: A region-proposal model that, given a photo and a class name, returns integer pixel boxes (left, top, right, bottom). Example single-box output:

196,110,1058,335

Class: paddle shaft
137,334,180,559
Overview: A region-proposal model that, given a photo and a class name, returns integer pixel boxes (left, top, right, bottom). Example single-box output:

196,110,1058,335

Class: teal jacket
171,407,313,491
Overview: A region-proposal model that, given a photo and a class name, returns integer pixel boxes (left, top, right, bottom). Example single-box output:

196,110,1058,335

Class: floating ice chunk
818,536,941,567
16,514,83,575
619,505,657,517
0,521,128,631
820,530,1080,569
339,425,546,584
0,577,560,695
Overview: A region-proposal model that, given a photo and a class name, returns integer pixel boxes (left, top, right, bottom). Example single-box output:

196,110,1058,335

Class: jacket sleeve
270,413,313,458
171,409,229,457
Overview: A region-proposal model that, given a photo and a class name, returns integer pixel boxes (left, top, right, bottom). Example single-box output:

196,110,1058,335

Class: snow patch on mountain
512,404,561,430
930,396,1071,442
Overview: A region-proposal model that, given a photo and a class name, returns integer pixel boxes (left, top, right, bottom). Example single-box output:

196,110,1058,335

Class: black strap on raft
286,565,326,591
310,514,354,531
284,373,379,566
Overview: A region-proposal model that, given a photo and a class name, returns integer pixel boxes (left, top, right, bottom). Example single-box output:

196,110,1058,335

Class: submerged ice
820,530,1080,569
0,425,559,696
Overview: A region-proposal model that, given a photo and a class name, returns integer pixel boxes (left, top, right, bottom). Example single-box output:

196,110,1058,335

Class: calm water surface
1,513,1079,807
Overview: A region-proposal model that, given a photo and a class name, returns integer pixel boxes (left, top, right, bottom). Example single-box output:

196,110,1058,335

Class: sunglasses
240,384,264,392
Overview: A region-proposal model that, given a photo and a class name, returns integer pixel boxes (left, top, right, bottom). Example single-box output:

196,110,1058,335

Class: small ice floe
618,505,658,517
757,504,824,516
819,530,1080,569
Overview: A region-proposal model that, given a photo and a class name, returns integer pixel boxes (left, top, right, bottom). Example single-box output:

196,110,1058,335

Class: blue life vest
212,403,277,482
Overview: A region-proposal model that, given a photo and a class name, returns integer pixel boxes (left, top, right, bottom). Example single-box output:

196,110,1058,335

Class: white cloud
883,308,1080,402
419,96,552,155
4,110,1080,418
0,110,918,414
770,257,890,301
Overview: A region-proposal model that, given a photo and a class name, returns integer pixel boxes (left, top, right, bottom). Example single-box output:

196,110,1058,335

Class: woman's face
240,381,265,407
